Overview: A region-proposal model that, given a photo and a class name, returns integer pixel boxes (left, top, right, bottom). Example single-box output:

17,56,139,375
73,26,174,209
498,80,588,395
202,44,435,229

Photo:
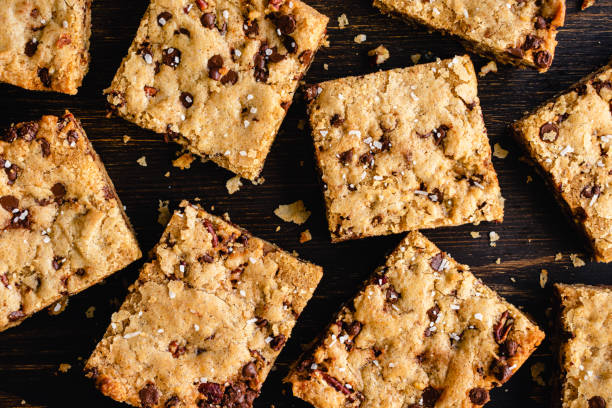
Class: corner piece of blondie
554,283,612,407
306,55,504,242
106,0,329,180
373,0,565,72
0,111,141,332
85,201,323,408
512,61,612,262
286,231,545,408
0,0,92,94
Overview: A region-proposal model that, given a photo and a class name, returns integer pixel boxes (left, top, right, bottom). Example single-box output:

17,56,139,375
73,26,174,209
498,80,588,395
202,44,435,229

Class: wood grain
0,0,611,407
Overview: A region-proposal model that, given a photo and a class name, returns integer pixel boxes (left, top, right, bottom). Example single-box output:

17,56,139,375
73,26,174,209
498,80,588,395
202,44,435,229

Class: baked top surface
512,62,612,262
106,0,328,180
373,0,565,71
556,283,612,407
0,111,141,332
0,0,92,94
85,201,323,408
286,231,544,408
308,55,503,242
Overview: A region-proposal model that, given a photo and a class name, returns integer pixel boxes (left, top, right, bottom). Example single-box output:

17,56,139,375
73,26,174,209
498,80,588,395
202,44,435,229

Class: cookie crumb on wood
85,306,96,318
274,201,311,224
172,152,195,170
479,61,498,77
123,135,131,144
555,252,563,261
299,230,312,243
136,156,147,167
368,45,390,65
58,363,72,373
493,143,509,159
569,253,586,267
354,34,367,44
489,231,500,246
470,231,481,238
496,257,501,264
410,53,421,64
158,200,171,226
226,176,243,194
539,269,548,288
530,362,546,386
337,13,349,28
581,0,595,9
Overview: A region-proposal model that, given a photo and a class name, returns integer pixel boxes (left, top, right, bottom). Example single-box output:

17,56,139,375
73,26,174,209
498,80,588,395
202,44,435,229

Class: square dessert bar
0,0,92,94
307,55,504,242
374,0,565,72
85,201,323,408
0,111,141,332
286,231,545,408
512,61,612,262
555,284,612,407
106,0,328,180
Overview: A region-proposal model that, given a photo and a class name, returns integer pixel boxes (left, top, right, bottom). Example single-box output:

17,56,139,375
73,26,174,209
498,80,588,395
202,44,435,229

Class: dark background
0,0,611,407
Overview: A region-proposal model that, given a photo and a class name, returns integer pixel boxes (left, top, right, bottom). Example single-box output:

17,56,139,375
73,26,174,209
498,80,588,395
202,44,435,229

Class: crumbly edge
511,60,612,262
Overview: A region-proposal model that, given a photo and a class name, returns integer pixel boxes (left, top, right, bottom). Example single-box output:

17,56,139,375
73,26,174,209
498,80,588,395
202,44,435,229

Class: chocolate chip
139,382,161,407
347,321,362,337
15,122,39,141
201,12,216,29
268,46,286,63
25,39,38,57
539,122,559,142
2,161,20,185
303,84,321,103
299,50,313,65
534,51,552,69
535,16,547,29
208,54,224,80
157,11,173,26
589,396,607,408
52,256,65,270
75,268,86,276
491,359,512,382
581,184,601,199
330,114,344,127
338,149,354,165
175,27,191,37
422,386,442,407
360,152,374,168
282,35,297,53
0,196,19,212
243,19,259,37
198,254,214,263
51,183,66,200
242,362,257,378
427,305,440,321
180,92,194,108
386,286,400,303
274,14,297,35
67,130,79,146
522,35,543,50
469,387,489,405
270,334,286,351
501,339,518,357
38,138,50,157
220,70,238,85
198,382,223,404
38,67,51,87
165,396,180,408
144,86,158,97
203,219,218,247
138,42,153,64
8,310,25,321
162,47,181,68
429,252,446,271
221,382,257,407
507,47,524,58
255,317,268,328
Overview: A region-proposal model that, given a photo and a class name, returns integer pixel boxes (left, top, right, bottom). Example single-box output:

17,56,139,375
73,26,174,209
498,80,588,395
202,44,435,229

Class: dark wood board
0,0,611,407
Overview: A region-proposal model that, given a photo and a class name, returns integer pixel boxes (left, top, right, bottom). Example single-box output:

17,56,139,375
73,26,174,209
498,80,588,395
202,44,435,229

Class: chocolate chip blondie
106,0,328,180
0,111,141,332
512,61,612,262
306,55,504,242
286,231,545,408
374,0,565,72
554,283,611,407
85,201,323,408
0,0,92,94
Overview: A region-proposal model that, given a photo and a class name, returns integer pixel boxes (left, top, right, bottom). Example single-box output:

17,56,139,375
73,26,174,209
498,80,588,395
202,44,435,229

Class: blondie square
106,0,329,180
85,201,323,408
512,61,612,262
373,0,565,72
307,55,504,242
555,283,612,407
0,111,141,332
0,0,92,94
286,231,545,408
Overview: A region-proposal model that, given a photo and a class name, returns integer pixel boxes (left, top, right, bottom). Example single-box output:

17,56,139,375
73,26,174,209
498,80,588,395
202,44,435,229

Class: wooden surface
0,0,611,407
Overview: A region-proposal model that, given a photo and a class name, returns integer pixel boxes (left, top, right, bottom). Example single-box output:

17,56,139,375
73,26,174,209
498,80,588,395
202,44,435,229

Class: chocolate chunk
469,387,489,405
13,122,40,142
208,54,224,80
274,14,297,35
593,80,612,95
67,130,79,146
299,50,313,65
347,321,362,337
507,47,524,58
330,114,344,127
165,396,180,408
386,286,400,303
243,19,259,37
491,358,512,382
52,256,65,270
539,122,559,142
39,138,50,157
581,184,601,199
138,42,154,64
25,39,39,57
0,196,19,212
338,149,354,165
433,125,449,145
38,68,51,87
220,382,257,407
144,86,158,97
2,161,20,185
422,386,442,407
162,47,181,68
427,304,440,321
220,70,238,85
268,46,286,63
203,219,218,247
201,12,216,29
198,254,214,263
157,11,173,26
139,382,161,407
270,334,286,351
493,310,513,344
8,310,25,322
589,396,607,408
198,382,224,404
180,92,194,108
51,183,67,200
282,35,297,53
534,51,552,69
429,252,446,271
242,362,258,378
535,16,547,29
175,27,191,37
321,373,351,395
501,339,518,357
522,35,543,50
303,84,321,103
75,268,86,276
360,152,374,168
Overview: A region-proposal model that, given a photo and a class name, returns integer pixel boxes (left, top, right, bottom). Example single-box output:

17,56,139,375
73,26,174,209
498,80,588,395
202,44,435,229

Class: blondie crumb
367,45,390,66
274,200,311,224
